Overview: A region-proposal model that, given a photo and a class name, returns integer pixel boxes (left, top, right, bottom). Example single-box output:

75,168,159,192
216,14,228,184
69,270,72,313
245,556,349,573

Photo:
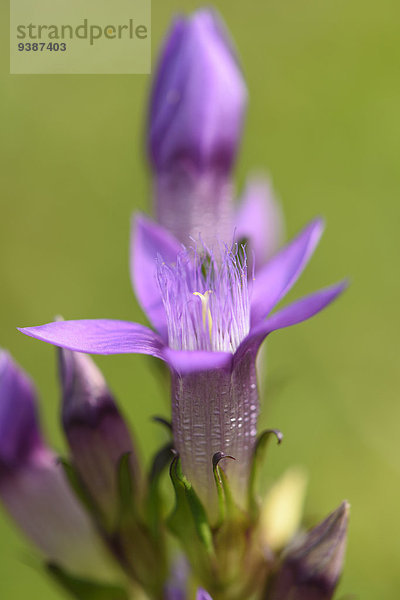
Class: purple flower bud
0,351,44,475
0,351,114,579
59,348,141,527
149,9,246,176
148,9,247,246
270,501,349,600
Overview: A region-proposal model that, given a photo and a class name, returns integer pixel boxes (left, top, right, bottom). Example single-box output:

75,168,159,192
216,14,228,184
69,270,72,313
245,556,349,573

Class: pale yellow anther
193,290,213,341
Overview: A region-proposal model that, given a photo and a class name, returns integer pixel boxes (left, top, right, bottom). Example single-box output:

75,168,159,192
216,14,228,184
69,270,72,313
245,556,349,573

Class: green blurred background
1,0,400,597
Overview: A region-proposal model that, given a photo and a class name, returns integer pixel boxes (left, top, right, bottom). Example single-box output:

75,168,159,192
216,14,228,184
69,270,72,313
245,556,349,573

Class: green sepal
146,442,174,539
211,453,255,587
212,452,240,526
116,452,138,527
152,415,172,432
58,458,101,522
247,429,283,521
47,563,129,600
113,452,169,596
167,455,215,569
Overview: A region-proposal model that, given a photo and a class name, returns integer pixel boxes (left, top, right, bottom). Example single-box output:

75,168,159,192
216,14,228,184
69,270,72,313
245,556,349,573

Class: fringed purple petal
238,281,347,362
0,351,44,474
235,176,284,271
250,218,324,326
131,214,182,340
18,319,165,358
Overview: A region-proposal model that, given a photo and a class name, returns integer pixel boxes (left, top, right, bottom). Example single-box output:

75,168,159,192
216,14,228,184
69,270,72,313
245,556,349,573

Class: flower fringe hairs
1,8,349,600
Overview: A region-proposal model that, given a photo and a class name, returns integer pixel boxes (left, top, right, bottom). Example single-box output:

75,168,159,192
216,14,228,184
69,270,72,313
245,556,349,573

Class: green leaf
247,429,283,520
47,564,129,600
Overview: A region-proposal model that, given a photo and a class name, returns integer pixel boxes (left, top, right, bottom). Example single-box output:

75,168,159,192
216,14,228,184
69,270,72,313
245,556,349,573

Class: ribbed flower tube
171,352,258,512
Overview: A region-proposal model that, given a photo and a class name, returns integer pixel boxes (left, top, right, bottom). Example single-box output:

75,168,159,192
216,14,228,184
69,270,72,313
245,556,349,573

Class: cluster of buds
1,8,349,600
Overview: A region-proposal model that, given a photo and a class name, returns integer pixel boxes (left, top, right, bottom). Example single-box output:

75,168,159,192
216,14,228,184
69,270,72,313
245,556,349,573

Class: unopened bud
59,348,141,528
270,501,349,600
0,351,114,580
148,9,247,246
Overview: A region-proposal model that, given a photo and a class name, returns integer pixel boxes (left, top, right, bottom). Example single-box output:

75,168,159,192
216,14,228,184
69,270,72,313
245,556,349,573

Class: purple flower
19,216,346,514
149,9,247,248
0,351,115,579
59,348,142,529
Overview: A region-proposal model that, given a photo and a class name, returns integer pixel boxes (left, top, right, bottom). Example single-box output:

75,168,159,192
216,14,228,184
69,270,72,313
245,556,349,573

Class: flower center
157,244,250,353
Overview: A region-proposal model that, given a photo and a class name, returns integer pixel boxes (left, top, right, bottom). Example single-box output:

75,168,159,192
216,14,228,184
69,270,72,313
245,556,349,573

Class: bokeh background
1,0,400,598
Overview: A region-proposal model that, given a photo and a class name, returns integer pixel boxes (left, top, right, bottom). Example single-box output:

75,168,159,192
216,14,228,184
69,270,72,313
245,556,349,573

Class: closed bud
270,501,349,600
0,351,114,580
59,348,142,528
148,9,247,246
0,350,44,475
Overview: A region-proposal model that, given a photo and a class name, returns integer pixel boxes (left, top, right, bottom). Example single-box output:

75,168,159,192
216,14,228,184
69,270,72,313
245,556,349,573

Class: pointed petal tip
0,348,9,369
304,215,325,245
311,215,325,229
325,278,350,300
17,325,38,339
297,499,350,557
132,211,150,230
240,278,349,362
335,499,351,522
